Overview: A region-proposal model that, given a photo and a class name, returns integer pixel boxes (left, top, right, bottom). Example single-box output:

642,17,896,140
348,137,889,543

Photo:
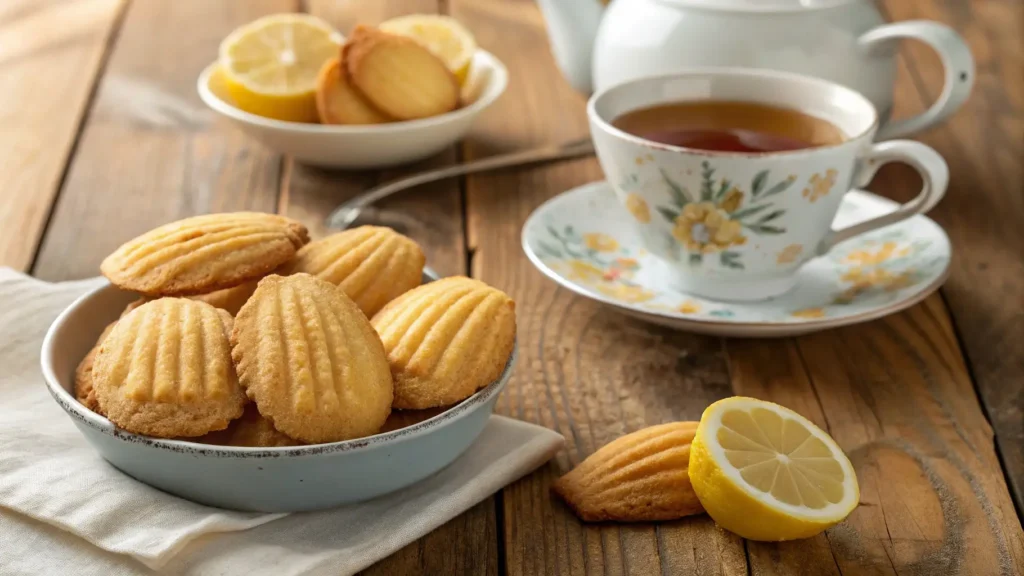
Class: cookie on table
371,276,515,410
92,299,247,438
193,403,299,447
552,422,705,522
100,212,309,297
231,274,394,444
74,322,117,414
279,226,425,317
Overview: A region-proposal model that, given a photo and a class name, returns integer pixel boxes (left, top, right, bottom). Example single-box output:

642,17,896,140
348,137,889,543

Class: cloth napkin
0,268,564,576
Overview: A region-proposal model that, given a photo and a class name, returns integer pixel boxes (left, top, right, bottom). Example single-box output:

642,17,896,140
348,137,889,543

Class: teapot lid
662,0,858,11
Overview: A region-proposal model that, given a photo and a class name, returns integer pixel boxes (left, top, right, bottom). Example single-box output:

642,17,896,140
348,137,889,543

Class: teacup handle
816,140,948,255
859,21,974,139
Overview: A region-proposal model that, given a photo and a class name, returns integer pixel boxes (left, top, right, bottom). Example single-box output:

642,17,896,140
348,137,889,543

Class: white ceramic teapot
536,0,974,139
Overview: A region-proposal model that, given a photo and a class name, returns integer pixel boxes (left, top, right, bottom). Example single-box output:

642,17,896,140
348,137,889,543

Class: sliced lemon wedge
688,397,859,541
379,14,477,84
219,14,342,122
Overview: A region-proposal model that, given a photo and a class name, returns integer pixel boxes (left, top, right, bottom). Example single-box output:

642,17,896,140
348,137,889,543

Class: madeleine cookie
316,56,392,125
92,299,247,438
194,404,299,447
279,226,425,317
552,422,705,522
101,212,309,297
345,25,459,120
371,276,515,409
231,274,394,444
74,322,117,414
124,281,260,319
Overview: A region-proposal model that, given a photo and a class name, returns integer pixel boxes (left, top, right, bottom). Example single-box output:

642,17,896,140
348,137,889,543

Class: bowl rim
40,276,515,459
197,49,508,134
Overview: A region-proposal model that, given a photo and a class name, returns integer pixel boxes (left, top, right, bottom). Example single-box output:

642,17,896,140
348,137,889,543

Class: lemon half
688,397,860,541
379,14,477,84
219,14,342,122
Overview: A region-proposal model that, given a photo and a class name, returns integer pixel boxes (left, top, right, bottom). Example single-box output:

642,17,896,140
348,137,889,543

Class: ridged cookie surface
92,299,247,438
101,212,309,297
74,322,117,414
552,422,705,522
371,276,515,409
280,226,425,317
231,274,394,444
194,403,299,447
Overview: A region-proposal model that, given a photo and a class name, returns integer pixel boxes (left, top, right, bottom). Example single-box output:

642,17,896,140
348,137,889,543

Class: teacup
587,69,948,302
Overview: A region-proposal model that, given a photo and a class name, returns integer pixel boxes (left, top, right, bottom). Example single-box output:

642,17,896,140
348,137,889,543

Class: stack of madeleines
75,212,516,447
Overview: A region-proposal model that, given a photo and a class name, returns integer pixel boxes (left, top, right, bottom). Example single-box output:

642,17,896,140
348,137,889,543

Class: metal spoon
324,138,595,230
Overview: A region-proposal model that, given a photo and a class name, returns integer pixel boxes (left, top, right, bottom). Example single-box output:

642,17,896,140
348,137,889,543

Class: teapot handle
858,21,974,140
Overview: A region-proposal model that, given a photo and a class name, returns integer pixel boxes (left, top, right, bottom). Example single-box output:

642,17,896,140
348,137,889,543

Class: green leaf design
700,161,715,202
537,241,563,258
756,209,786,224
729,203,773,221
715,179,731,201
751,170,769,197
720,251,745,269
547,225,561,240
689,253,703,265
758,177,795,200
746,224,787,235
657,206,680,223
660,168,692,208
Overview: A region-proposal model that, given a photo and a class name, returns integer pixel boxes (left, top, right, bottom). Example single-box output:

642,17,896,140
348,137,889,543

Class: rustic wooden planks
0,0,125,271
31,0,294,281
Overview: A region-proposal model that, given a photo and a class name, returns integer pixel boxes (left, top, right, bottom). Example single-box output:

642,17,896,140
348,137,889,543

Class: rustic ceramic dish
40,271,514,512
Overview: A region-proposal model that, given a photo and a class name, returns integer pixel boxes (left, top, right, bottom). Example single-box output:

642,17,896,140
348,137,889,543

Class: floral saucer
522,181,951,337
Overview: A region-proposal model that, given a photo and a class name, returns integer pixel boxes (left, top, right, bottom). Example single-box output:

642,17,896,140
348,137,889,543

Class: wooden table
3,0,1021,574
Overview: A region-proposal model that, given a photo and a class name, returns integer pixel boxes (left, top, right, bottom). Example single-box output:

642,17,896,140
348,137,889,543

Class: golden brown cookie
371,276,515,409
92,298,247,438
193,403,300,447
316,56,392,125
345,25,459,120
231,274,394,444
100,212,309,297
74,322,117,414
279,226,425,317
123,281,260,319
552,422,705,522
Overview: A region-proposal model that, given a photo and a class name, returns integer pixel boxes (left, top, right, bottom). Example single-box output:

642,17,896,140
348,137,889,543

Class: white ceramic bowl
40,273,514,512
197,50,508,169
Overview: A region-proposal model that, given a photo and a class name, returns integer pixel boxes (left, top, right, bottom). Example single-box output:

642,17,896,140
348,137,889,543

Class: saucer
522,181,950,337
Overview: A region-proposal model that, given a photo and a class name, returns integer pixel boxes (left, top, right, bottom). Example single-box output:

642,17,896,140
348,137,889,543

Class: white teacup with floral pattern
588,69,949,302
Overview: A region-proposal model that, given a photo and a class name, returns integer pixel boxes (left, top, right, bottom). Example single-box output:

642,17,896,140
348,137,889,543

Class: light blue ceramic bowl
40,273,513,512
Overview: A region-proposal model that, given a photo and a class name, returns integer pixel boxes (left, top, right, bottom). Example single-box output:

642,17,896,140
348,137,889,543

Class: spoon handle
325,138,595,229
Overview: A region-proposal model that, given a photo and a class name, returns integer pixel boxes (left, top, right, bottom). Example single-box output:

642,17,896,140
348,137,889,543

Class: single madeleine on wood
371,276,515,409
100,212,309,297
552,422,705,522
231,274,394,444
279,226,425,317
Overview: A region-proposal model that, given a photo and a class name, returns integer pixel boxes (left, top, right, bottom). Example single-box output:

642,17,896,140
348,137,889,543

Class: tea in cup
587,69,948,301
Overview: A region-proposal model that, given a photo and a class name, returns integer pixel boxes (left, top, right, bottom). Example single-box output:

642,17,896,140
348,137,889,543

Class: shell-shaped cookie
101,212,309,297
371,276,516,409
92,299,246,438
74,321,117,414
231,274,394,444
194,404,299,447
123,281,260,319
552,422,705,522
279,226,425,317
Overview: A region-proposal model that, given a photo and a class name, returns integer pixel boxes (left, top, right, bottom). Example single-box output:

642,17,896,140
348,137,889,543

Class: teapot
535,0,974,139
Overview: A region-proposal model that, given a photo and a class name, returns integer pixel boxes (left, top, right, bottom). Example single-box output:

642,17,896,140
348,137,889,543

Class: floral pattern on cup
803,169,838,203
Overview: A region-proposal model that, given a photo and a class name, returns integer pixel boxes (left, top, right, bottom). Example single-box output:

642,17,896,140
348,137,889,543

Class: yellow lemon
379,14,477,84
688,397,859,541
219,14,342,122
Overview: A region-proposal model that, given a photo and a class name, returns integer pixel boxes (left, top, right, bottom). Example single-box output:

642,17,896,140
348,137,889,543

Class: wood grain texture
0,0,125,271
31,0,293,281
277,2,493,575
877,0,1024,512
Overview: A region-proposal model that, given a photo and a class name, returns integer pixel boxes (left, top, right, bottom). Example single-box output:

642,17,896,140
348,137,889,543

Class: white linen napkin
0,268,563,575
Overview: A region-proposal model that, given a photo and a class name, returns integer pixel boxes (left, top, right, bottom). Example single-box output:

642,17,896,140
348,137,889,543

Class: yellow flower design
776,244,803,265
677,300,701,314
792,308,826,319
718,187,744,213
583,233,619,253
672,202,746,253
565,260,604,284
844,241,898,266
833,266,918,304
625,193,651,223
802,169,838,203
596,283,656,303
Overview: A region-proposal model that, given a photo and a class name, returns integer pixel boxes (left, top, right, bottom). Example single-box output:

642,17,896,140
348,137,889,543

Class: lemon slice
219,14,342,122
688,397,859,541
379,14,477,84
